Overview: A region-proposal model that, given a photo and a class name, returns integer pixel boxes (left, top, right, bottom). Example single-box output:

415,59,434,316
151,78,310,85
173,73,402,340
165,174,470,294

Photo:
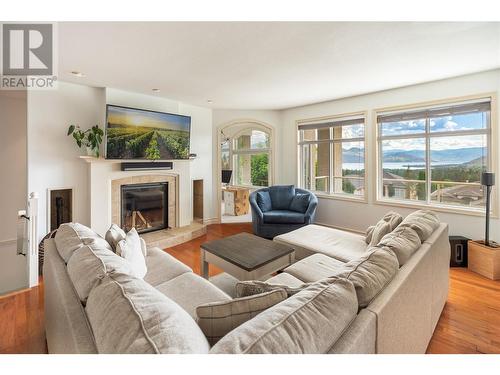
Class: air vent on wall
120,162,173,171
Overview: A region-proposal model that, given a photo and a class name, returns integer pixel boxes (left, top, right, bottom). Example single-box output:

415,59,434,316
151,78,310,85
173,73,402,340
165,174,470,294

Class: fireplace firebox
121,182,168,234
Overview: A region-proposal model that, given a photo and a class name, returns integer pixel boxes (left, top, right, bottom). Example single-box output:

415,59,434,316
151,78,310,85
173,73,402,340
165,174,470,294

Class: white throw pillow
116,228,147,279
105,224,126,252
139,237,148,257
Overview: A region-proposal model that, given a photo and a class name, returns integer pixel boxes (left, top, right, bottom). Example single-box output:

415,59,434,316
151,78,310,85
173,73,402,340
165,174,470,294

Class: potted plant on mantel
468,172,500,280
67,124,104,158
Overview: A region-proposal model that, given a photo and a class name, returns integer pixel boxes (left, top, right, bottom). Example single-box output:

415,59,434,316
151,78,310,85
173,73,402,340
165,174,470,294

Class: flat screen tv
105,104,191,160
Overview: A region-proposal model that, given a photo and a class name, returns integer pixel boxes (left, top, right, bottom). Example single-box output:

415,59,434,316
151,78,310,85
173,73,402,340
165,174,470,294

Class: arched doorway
216,120,275,223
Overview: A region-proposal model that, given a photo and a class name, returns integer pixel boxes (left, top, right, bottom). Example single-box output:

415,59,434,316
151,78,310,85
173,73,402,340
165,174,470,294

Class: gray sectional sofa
44,210,450,354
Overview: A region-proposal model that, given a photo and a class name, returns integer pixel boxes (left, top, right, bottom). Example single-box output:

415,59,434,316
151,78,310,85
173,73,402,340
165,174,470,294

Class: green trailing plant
67,124,104,157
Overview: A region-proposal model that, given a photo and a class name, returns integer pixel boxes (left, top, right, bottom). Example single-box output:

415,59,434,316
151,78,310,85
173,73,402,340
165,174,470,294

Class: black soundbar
120,162,173,171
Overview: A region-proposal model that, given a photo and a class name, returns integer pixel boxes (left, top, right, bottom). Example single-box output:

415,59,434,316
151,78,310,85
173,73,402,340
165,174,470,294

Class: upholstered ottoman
273,224,368,262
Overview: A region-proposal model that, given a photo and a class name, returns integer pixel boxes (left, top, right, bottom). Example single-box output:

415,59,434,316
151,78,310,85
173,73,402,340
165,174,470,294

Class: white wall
27,83,215,242
180,103,215,221
27,82,105,242
0,92,28,294
280,69,500,241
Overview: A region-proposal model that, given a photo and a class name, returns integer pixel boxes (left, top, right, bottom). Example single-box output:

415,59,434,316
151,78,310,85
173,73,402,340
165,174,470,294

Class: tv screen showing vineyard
105,105,191,160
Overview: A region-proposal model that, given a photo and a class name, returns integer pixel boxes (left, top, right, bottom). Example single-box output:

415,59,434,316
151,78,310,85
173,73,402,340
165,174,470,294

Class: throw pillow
337,246,399,307
378,225,422,266
368,221,391,248
365,211,403,244
105,224,126,252
256,191,272,212
55,222,112,263
196,289,287,345
67,243,132,303
86,273,210,353
210,277,358,354
116,228,148,279
289,193,310,213
235,279,312,298
399,210,439,242
268,185,296,210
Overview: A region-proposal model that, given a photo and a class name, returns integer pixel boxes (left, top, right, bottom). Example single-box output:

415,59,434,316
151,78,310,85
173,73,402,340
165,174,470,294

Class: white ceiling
58,22,500,110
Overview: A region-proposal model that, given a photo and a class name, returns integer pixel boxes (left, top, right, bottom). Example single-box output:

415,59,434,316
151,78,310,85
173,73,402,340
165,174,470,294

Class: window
298,115,366,199
232,129,271,187
377,98,492,211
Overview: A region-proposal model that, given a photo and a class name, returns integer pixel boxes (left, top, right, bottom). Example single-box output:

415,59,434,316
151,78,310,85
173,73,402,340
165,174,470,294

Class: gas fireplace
121,182,168,234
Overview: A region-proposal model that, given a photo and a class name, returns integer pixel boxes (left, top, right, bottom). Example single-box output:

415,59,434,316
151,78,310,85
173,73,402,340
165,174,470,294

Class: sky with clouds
380,112,487,151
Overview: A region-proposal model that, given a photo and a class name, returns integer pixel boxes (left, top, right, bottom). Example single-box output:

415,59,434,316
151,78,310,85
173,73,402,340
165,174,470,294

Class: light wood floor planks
0,223,498,354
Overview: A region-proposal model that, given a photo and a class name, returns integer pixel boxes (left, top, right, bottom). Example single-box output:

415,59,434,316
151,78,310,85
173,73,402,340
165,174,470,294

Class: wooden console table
223,186,250,216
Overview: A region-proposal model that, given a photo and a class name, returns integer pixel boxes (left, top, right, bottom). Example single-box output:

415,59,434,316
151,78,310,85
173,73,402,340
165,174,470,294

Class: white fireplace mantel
81,157,194,236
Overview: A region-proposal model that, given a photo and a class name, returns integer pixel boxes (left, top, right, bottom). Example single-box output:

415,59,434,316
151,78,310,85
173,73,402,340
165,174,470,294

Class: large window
232,129,271,187
298,115,366,199
377,98,492,211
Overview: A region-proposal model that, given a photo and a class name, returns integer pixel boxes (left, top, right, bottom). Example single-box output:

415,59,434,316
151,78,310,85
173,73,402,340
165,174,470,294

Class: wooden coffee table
200,232,295,280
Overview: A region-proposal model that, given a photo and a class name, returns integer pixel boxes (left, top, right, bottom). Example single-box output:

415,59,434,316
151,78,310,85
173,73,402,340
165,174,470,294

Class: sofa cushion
196,289,287,345
116,228,147,279
85,273,210,354
55,223,112,263
399,210,439,242
143,247,192,287
378,225,422,266
365,211,403,244
274,224,367,262
338,246,399,308
210,277,358,354
367,220,391,248
104,224,126,252
263,210,305,224
256,191,272,212
268,185,295,210
67,243,132,303
289,193,310,213
265,272,305,288
155,273,231,318
284,253,346,283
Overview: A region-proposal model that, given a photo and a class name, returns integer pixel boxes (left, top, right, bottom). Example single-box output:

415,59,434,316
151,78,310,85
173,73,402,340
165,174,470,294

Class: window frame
296,112,368,202
374,93,498,217
231,128,272,188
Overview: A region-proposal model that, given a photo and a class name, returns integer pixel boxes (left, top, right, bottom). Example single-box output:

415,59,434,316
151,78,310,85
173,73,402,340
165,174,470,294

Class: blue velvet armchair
249,185,318,239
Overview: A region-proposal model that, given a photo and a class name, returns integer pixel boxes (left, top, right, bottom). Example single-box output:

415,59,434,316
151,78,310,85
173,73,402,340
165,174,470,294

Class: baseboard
313,221,365,235
0,238,16,248
203,217,220,225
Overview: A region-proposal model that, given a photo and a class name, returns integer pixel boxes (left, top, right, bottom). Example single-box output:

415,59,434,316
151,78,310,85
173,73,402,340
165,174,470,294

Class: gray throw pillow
268,185,296,210
368,221,391,248
210,277,358,354
365,211,403,244
236,279,313,298
289,193,310,213
399,210,439,242
378,225,422,266
196,289,287,345
256,191,272,212
105,224,126,252
338,246,399,307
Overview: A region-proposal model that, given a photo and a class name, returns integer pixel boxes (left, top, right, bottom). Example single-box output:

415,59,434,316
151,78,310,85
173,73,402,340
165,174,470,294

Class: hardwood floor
0,223,498,354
